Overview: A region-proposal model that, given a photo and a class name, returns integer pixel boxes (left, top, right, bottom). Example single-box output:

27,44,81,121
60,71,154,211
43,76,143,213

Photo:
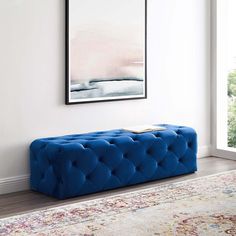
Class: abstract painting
66,0,147,104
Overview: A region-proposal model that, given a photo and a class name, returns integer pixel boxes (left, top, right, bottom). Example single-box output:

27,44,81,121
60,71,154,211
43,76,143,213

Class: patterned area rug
0,171,236,236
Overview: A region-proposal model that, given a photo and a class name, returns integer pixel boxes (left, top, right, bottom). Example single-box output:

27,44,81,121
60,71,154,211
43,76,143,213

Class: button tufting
158,160,164,166
123,153,128,158
57,176,63,184
30,124,197,199
41,144,47,149
147,149,152,155
58,148,63,153
136,166,141,171
86,175,90,180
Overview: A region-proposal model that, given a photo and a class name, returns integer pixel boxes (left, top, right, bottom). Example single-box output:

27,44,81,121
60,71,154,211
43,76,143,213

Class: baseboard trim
0,175,29,195
198,145,211,158
213,155,236,161
211,148,236,161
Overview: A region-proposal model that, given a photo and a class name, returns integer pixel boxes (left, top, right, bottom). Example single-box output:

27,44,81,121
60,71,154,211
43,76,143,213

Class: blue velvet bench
30,124,197,199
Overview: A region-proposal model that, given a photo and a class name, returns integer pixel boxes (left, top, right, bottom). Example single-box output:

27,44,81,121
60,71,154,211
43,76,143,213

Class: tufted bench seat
30,124,197,199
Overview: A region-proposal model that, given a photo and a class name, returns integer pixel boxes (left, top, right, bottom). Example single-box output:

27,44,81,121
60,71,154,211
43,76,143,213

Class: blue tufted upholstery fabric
30,124,197,199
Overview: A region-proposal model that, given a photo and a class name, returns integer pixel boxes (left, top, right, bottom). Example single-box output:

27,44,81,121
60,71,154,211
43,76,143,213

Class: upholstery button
41,144,47,149
123,153,128,158
57,177,63,184
147,149,152,155
188,142,192,148
72,161,77,166
86,175,90,180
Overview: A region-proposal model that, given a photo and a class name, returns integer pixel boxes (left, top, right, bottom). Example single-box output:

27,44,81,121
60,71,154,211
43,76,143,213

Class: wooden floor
0,156,236,219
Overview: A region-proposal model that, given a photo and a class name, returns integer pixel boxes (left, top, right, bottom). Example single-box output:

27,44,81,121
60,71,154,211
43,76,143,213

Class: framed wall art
65,0,147,104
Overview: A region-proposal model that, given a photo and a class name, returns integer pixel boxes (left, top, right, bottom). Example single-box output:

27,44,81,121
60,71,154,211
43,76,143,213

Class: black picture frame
65,0,147,105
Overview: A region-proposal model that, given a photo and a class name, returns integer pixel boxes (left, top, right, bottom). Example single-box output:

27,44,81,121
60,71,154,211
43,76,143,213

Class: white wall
0,0,211,193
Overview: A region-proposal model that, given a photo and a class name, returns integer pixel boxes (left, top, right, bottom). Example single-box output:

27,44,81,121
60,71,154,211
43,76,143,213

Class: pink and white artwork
66,0,146,104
